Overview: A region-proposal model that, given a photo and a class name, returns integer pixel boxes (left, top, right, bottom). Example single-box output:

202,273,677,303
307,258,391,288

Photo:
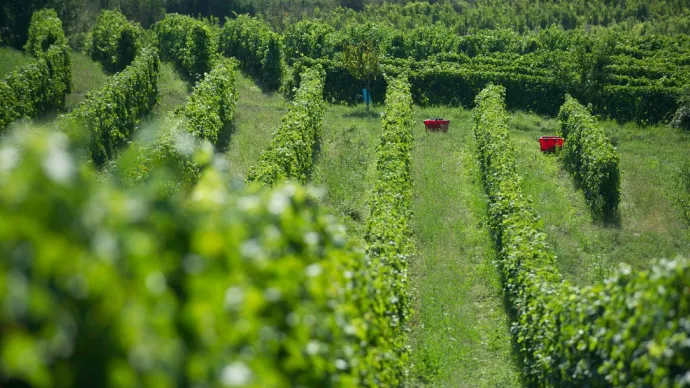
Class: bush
282,20,341,64
57,48,159,165
23,9,68,57
154,13,216,80
0,43,71,130
86,9,142,73
359,74,414,385
670,87,690,131
558,95,621,221
600,84,679,124
247,66,325,186
473,84,690,386
219,15,284,90
0,128,370,387
118,58,239,189
289,57,566,115
673,159,690,225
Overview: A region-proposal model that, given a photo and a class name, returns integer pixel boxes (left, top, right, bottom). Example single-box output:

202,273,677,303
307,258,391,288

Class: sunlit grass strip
473,84,690,386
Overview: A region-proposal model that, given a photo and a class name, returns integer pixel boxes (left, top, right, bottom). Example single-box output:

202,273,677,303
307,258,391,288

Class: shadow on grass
216,121,237,153
556,155,622,228
342,107,381,119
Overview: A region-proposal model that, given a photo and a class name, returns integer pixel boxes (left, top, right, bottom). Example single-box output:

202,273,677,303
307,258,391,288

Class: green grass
311,105,381,238
150,62,193,117
509,112,690,286
65,51,109,110
406,107,520,387
224,74,288,180
0,46,32,78
310,103,520,385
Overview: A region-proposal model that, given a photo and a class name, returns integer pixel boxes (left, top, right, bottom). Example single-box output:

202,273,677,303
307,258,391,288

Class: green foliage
558,95,621,221
219,15,284,90
57,48,159,166
282,20,341,65
247,66,325,186
283,21,686,123
86,9,142,73
673,159,690,225
0,43,70,129
359,74,414,385
23,9,67,57
342,23,382,85
0,128,372,387
0,8,70,130
473,84,690,386
153,13,216,80
119,58,238,189
322,1,690,35
671,87,690,131
289,57,566,115
287,57,386,105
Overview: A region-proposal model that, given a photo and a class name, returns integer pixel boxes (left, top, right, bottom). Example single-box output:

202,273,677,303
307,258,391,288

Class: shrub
0,128,369,387
247,66,325,186
473,84,690,386
0,44,71,130
57,48,159,165
670,87,690,131
154,13,216,80
86,9,142,73
558,95,621,221
359,74,414,385
118,58,239,189
219,15,284,90
282,20,341,64
289,57,566,115
23,9,68,57
673,159,690,224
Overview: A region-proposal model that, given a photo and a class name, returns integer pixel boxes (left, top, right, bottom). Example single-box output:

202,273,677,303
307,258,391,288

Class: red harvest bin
539,136,564,152
424,119,450,132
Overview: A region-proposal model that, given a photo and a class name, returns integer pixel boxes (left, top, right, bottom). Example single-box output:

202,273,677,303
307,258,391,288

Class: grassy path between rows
224,74,287,180
65,51,109,110
509,113,690,286
407,107,520,387
312,106,380,239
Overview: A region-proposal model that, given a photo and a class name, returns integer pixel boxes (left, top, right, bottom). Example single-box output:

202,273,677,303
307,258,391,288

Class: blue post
362,88,372,105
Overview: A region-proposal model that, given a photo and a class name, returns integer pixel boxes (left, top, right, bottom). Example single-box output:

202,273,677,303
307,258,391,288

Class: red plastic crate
539,136,564,152
424,119,450,132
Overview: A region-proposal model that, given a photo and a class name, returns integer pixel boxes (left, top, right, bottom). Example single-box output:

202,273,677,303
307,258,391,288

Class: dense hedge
86,9,142,73
23,9,68,57
119,58,238,189
219,15,284,90
558,95,621,220
58,48,159,165
0,129,371,387
288,58,386,105
154,14,216,80
247,66,325,186
473,84,690,386
282,20,342,65
289,57,565,115
0,10,71,130
360,74,414,385
284,27,684,123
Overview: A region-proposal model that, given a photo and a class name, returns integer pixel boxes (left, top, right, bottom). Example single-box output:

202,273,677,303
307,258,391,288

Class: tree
343,24,382,112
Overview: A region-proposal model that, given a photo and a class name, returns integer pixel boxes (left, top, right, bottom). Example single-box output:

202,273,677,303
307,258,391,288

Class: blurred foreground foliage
0,126,372,387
